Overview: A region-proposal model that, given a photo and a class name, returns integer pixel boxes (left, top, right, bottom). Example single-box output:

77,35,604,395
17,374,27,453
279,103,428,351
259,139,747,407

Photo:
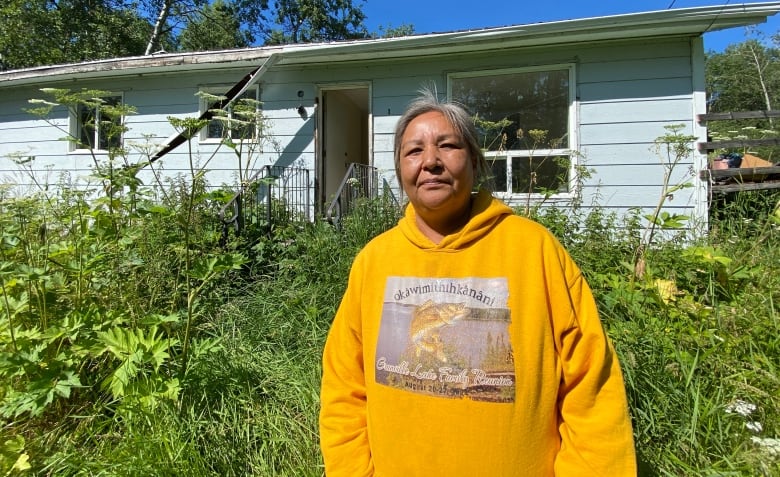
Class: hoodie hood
398,189,513,250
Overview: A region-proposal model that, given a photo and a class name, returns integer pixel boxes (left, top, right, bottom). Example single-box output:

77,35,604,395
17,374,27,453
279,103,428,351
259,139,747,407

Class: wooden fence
697,110,780,194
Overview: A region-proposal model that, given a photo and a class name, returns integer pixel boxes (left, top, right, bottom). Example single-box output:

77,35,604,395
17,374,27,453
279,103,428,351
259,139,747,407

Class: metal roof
2,2,780,87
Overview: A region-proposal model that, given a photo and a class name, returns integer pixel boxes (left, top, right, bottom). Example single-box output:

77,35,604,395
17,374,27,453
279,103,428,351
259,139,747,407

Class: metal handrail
219,165,311,245
382,177,400,209
325,163,378,225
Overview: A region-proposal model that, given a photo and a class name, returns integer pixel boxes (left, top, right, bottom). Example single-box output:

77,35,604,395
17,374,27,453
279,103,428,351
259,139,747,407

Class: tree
706,38,780,115
371,23,415,39
705,34,780,159
264,0,368,45
177,0,252,51
0,0,63,69
142,0,209,54
0,0,150,70
0,0,371,71
142,0,275,54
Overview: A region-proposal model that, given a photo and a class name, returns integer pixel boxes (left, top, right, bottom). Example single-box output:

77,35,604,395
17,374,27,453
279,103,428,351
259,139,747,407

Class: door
318,86,370,211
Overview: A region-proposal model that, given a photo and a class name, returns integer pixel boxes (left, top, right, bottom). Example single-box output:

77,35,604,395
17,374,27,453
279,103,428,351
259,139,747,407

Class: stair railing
220,165,311,245
325,163,379,225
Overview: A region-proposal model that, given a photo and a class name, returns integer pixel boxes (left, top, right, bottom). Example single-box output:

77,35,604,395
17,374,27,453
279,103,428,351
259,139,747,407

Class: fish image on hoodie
375,276,514,403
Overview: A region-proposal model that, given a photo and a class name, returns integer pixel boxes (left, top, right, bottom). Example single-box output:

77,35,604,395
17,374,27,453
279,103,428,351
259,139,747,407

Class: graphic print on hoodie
375,276,515,403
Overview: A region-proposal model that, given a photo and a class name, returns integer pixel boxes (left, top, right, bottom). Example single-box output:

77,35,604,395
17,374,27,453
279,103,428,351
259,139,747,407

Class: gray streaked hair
393,88,491,192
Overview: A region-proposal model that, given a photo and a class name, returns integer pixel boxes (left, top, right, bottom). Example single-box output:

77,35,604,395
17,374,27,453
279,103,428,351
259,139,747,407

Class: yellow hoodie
320,190,636,476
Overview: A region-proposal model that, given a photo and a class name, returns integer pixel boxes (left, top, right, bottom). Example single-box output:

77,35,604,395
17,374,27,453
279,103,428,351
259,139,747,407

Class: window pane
229,115,254,140
77,104,96,148
206,89,257,140
452,69,569,151
75,96,122,150
98,96,122,150
230,124,254,140
511,155,569,194
231,91,258,140
208,120,226,139
486,157,507,192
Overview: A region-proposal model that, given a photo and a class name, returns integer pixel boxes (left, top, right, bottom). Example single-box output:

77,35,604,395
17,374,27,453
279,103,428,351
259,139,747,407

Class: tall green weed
1,89,247,475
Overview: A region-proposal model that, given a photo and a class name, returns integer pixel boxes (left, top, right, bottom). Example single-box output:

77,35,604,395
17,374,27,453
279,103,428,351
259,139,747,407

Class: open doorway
317,85,370,212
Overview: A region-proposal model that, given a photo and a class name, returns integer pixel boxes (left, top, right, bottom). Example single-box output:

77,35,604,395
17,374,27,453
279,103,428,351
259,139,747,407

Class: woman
319,90,636,476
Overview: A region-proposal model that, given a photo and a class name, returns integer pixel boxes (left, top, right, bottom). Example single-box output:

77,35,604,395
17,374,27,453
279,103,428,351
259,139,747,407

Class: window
72,95,123,151
450,66,575,195
200,86,261,142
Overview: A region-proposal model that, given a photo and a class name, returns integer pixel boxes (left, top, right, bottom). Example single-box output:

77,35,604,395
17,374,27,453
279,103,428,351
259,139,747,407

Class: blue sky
361,0,780,52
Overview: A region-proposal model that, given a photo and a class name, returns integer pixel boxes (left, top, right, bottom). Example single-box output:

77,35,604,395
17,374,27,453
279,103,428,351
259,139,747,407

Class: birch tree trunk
746,42,775,127
145,0,174,55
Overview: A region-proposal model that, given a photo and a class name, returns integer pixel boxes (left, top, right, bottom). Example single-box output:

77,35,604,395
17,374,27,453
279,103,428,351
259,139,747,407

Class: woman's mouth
418,178,449,187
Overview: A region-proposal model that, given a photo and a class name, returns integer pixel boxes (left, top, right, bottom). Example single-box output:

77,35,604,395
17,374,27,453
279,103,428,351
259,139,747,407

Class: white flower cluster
725,398,780,460
726,399,756,417
725,399,763,432
751,437,780,457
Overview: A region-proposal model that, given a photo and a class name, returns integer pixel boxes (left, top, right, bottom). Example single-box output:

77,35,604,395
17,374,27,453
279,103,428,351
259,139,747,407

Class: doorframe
315,82,372,212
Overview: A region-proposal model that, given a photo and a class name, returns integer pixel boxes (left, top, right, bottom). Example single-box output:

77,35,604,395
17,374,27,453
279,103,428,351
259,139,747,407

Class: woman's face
399,111,475,227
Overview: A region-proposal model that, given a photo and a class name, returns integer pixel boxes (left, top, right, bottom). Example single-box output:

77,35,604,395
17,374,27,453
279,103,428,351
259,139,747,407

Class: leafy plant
0,434,30,476
632,124,696,280
0,89,263,473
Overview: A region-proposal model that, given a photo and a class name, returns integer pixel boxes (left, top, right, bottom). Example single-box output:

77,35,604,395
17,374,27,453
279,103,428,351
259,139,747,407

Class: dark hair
393,89,491,192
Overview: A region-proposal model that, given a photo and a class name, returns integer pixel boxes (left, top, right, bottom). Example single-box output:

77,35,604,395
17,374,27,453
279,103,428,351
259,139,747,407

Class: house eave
1,2,779,87
0,48,282,87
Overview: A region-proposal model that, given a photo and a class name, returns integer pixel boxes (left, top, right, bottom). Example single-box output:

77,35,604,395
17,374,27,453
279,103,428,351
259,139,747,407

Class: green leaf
684,246,733,266
52,370,81,399
97,326,138,358
97,325,177,399
645,211,689,229
189,253,246,280
15,264,49,281
105,350,142,398
139,313,181,326
188,337,224,361
0,435,31,474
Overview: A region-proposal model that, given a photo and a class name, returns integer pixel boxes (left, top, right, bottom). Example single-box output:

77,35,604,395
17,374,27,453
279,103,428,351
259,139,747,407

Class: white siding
576,38,700,225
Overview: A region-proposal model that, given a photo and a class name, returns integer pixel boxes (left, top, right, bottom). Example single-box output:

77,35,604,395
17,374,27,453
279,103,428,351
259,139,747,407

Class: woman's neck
414,200,472,244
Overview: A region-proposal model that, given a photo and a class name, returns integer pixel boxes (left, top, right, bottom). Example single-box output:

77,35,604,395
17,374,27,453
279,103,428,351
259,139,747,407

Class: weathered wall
0,34,706,225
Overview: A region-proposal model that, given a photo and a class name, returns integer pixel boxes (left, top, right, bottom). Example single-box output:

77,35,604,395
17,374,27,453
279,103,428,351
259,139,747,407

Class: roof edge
2,2,779,87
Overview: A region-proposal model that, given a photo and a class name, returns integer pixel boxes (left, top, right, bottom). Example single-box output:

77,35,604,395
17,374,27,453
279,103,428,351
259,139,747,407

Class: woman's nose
421,147,440,170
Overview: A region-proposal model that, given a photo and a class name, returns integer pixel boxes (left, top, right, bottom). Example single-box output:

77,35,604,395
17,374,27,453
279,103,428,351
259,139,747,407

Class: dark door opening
318,87,370,210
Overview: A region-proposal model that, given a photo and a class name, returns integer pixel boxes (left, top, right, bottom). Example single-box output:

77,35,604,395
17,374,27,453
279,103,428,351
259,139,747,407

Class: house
1,3,779,229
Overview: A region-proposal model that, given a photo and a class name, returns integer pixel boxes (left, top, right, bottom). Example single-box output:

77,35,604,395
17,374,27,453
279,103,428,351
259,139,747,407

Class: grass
1,182,778,476
180,283,332,476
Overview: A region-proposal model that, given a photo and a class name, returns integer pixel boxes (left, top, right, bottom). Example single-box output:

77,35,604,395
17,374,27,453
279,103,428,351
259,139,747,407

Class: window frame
198,84,262,143
447,64,578,199
69,93,124,153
